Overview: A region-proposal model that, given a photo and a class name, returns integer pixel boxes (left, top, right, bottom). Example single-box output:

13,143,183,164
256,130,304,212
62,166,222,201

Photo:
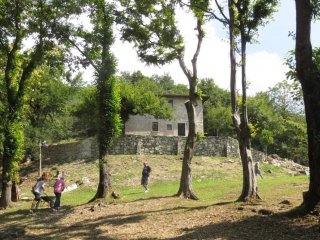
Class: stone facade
41,136,243,163
125,95,204,136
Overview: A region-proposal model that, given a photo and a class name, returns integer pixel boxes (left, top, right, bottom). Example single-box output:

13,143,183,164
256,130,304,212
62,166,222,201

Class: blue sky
249,0,320,55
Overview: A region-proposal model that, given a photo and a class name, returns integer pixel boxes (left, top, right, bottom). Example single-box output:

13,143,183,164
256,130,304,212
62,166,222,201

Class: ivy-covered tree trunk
93,75,121,200
89,2,122,201
295,0,320,212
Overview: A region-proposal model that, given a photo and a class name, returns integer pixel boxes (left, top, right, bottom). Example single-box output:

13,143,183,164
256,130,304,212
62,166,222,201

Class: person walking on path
30,173,47,212
141,161,151,193
52,176,65,211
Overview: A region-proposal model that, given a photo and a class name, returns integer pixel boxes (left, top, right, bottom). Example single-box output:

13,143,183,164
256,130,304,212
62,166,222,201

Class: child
141,161,151,193
52,176,65,211
30,173,47,212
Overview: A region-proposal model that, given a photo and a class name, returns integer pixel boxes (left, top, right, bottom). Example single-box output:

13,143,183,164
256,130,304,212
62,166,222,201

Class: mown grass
0,155,309,223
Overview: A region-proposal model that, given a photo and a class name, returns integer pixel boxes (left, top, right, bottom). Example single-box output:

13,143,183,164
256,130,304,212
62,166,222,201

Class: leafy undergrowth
0,155,319,240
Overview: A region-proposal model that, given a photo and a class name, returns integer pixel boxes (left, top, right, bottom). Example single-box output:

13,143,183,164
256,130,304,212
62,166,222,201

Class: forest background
0,70,306,165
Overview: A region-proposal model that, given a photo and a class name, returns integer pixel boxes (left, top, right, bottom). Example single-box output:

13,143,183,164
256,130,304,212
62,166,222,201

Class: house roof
162,94,209,102
162,94,189,98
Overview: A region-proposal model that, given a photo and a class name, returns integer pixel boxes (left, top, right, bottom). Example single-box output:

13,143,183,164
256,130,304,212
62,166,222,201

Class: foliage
198,78,233,136
152,73,189,94
73,72,176,134
248,92,308,164
0,0,65,207
119,73,174,123
72,85,98,136
3,121,25,182
268,79,304,115
118,0,184,65
97,76,122,153
205,103,233,137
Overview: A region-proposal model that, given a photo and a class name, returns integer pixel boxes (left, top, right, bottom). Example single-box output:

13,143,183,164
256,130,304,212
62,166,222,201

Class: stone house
124,94,204,136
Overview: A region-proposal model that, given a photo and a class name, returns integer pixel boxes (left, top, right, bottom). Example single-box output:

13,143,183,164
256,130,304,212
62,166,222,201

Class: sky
82,0,320,96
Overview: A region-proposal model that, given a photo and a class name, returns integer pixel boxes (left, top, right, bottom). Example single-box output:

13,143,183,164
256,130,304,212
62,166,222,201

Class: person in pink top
52,176,65,211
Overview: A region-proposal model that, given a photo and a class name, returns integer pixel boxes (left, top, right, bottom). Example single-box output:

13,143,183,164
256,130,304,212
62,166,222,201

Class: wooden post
39,140,42,177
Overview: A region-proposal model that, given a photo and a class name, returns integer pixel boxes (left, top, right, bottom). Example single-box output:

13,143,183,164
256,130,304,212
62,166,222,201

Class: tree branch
191,19,204,80
67,37,99,72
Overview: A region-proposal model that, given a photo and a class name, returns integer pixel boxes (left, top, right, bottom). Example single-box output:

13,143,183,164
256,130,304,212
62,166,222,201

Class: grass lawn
0,154,317,240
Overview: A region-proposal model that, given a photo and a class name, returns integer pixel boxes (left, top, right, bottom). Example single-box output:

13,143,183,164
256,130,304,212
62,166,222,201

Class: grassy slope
0,154,317,240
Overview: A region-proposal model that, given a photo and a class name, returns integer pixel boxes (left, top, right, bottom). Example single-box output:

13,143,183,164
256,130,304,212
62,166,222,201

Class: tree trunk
0,130,14,208
175,18,203,200
237,129,258,201
177,101,199,200
11,182,20,202
228,0,258,202
94,155,112,199
295,0,320,212
0,180,12,209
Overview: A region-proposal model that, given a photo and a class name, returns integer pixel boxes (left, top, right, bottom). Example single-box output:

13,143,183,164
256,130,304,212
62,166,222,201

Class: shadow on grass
0,203,147,240
166,210,318,240
130,194,177,203
1,200,317,240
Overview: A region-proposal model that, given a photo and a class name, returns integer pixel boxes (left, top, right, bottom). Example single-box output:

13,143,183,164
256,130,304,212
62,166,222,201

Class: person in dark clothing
141,161,151,192
254,162,263,179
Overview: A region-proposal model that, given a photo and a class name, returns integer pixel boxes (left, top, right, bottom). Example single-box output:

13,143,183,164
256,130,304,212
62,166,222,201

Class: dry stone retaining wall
42,135,244,163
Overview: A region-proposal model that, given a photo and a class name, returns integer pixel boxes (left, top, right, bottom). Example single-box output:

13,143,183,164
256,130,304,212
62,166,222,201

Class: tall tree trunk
175,18,204,200
177,101,199,200
228,0,258,202
237,30,258,201
295,0,320,212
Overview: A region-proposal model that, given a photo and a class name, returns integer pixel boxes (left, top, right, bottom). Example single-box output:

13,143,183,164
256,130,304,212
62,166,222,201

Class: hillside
0,154,318,240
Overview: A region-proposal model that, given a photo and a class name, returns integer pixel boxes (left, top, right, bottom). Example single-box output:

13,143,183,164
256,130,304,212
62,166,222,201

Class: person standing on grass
30,173,47,212
141,161,151,193
254,162,263,179
52,176,65,211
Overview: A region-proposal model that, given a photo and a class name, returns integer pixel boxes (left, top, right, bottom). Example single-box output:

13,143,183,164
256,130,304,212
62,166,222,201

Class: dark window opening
152,122,159,131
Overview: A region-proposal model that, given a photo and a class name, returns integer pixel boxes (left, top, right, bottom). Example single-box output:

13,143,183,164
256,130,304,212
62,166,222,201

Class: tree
55,0,122,200
198,78,233,136
119,75,174,124
295,0,320,212
73,72,174,135
268,79,304,116
212,0,278,201
119,0,209,199
85,1,122,200
0,0,57,208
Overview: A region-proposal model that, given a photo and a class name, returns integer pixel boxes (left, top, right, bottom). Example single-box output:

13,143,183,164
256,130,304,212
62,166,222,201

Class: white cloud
246,51,288,95
85,8,287,96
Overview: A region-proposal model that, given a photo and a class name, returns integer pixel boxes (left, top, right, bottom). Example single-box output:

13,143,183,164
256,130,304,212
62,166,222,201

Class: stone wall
42,135,244,163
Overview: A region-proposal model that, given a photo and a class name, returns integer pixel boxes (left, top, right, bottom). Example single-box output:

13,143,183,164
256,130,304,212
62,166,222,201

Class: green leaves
118,0,184,65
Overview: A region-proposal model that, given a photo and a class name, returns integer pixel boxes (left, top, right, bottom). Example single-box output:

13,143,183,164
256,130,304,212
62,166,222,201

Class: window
167,124,172,130
168,99,173,107
152,122,158,131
